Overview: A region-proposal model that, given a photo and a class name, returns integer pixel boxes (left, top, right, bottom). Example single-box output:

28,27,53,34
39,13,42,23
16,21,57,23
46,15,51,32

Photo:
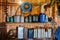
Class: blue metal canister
39,13,46,23
54,27,60,40
28,29,34,39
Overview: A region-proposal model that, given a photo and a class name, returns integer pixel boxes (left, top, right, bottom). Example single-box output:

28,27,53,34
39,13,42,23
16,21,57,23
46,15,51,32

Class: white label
34,29,37,38
18,27,24,39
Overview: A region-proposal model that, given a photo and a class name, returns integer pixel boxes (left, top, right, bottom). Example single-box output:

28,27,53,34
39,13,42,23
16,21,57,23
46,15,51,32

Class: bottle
17,25,24,39
9,16,14,22
21,15,24,23
14,15,21,22
28,28,34,39
28,15,32,23
6,15,9,22
33,15,39,22
25,16,29,23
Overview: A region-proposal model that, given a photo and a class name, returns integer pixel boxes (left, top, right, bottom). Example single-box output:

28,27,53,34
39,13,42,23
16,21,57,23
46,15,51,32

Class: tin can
28,15,32,22
34,29,38,38
14,16,21,22
25,16,29,23
17,26,24,39
9,16,14,22
21,16,24,23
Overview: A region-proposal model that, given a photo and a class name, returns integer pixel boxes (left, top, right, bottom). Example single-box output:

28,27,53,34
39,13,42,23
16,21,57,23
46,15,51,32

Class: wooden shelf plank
6,22,52,27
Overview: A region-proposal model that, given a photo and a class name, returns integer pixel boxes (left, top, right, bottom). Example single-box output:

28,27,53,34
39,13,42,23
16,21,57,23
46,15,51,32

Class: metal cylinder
9,16,14,22
25,16,29,23
34,29,38,38
28,29,34,39
35,15,39,22
17,26,24,39
38,28,42,38
47,28,51,38
28,15,32,22
14,16,21,22
33,15,36,22
21,16,24,23
39,13,46,23
6,16,9,22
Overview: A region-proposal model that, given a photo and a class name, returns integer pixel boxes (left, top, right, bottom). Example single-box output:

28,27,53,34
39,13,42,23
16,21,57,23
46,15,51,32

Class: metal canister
34,29,38,38
28,15,32,22
39,13,46,23
35,15,39,22
33,15,36,22
25,16,29,23
45,31,48,38
41,28,45,38
24,28,28,39
17,26,24,39
6,16,9,22
28,29,34,39
21,16,24,23
47,28,51,38
38,28,42,38
14,16,21,22
9,16,14,22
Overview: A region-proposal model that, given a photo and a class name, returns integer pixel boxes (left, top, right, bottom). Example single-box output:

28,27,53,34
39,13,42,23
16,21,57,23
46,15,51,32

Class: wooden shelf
6,22,52,28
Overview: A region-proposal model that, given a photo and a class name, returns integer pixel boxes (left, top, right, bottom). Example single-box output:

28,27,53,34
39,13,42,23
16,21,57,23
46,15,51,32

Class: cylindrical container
28,29,34,39
45,31,48,38
17,26,24,39
46,15,48,22
33,15,38,22
14,16,21,22
34,29,38,38
24,28,28,39
41,28,45,38
35,15,39,22
47,28,51,38
9,16,14,22
39,13,46,23
25,16,29,23
38,28,42,39
21,16,24,23
28,15,32,22
6,16,9,22
32,15,36,22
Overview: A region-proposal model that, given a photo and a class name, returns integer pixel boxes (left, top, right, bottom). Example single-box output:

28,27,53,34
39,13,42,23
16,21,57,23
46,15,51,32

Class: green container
9,16,14,22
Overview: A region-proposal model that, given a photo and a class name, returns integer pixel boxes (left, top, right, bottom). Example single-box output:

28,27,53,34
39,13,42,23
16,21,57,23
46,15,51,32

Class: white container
38,28,42,38
48,29,51,38
45,31,48,38
34,29,37,38
41,29,45,38
18,26,24,39
21,16,24,23
14,16,21,22
25,16,29,22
